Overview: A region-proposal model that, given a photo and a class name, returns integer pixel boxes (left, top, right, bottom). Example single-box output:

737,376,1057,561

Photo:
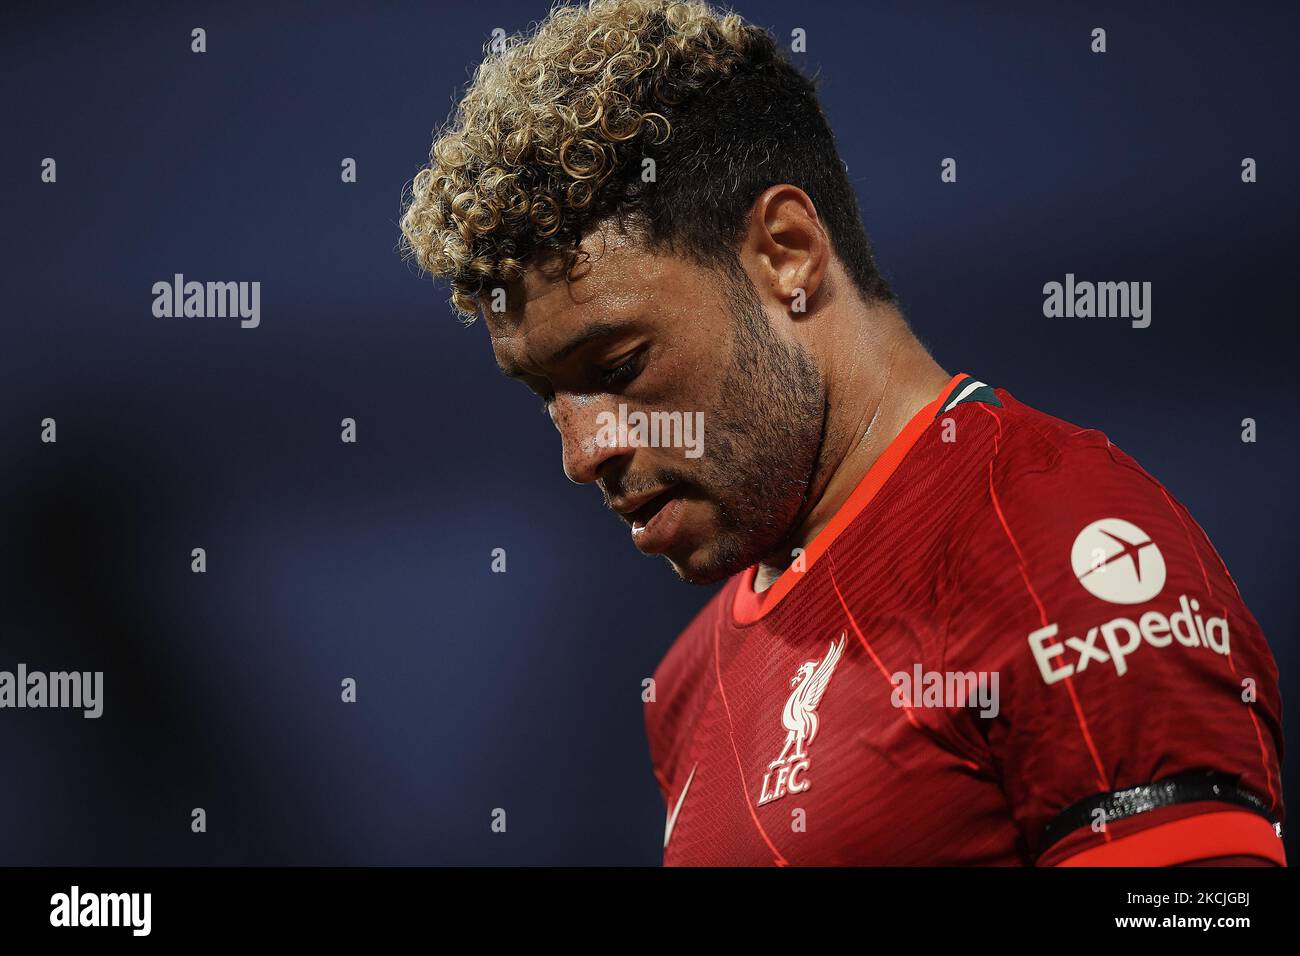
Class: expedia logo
1031,519,1228,683
1029,595,1229,684
1070,518,1166,604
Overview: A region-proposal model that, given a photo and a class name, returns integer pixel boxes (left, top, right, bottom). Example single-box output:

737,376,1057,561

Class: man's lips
626,489,676,529
610,486,687,555
610,486,676,523
629,492,685,555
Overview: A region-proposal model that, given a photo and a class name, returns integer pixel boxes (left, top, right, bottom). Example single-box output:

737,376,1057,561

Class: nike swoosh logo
664,762,698,850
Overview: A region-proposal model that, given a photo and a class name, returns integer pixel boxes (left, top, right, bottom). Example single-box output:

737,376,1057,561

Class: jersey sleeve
943,425,1285,866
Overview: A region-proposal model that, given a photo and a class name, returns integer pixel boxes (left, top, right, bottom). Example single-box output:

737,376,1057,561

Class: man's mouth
627,490,685,555
627,489,676,530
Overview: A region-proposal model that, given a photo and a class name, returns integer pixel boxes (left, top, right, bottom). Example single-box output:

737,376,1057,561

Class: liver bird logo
767,633,847,770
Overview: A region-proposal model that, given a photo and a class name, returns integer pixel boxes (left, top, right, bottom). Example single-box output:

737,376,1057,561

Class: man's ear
741,184,830,313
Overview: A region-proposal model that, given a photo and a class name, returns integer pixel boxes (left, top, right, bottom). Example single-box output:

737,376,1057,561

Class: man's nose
551,393,630,484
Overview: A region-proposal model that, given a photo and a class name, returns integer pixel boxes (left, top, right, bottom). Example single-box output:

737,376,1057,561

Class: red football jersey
645,374,1285,866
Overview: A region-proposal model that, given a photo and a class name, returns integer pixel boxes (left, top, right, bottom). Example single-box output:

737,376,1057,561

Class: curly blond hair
399,0,893,319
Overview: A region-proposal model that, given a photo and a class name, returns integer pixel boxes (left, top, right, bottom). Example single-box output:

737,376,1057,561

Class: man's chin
661,536,767,586
664,558,735,586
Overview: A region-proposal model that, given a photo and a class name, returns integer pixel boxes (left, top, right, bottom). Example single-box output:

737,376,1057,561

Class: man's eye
598,354,641,388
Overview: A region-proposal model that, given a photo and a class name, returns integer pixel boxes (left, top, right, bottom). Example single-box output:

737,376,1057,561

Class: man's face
486,226,826,584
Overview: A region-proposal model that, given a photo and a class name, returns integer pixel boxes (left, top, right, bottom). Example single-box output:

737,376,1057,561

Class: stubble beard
669,270,826,585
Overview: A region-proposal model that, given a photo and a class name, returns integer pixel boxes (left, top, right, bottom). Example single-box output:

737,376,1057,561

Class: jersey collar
731,372,973,626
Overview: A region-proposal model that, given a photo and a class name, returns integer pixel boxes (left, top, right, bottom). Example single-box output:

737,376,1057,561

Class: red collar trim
730,372,968,626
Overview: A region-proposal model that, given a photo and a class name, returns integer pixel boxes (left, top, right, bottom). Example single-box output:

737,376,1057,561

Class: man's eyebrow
499,318,632,379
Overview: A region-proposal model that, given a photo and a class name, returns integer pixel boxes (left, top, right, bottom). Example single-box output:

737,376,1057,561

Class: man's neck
752,313,950,593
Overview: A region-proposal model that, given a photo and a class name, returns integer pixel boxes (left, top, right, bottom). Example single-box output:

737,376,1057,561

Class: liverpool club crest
757,632,846,806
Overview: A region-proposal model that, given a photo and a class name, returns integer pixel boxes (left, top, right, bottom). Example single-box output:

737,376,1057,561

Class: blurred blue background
0,0,1295,864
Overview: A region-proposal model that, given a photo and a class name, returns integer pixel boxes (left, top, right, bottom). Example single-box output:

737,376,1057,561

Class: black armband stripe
1040,770,1279,854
